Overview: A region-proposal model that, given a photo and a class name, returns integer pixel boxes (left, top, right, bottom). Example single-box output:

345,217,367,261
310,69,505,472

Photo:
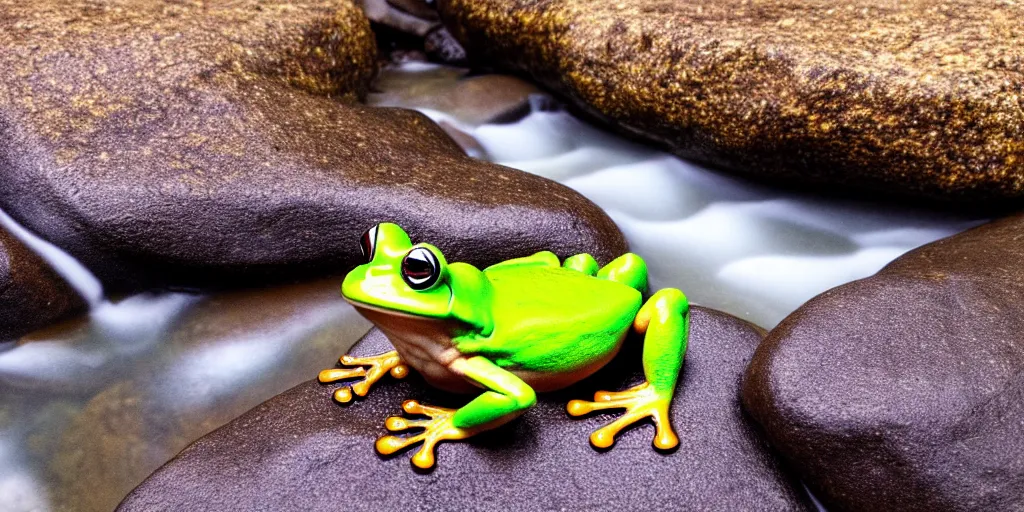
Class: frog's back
480,265,642,373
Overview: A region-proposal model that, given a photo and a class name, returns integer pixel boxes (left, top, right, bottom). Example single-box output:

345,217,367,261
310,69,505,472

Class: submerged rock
0,227,85,342
438,0,1024,206
0,0,624,293
369,67,543,126
47,278,370,512
119,309,811,511
743,214,1024,510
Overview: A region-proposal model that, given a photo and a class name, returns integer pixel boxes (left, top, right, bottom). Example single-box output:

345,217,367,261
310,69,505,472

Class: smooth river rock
120,308,811,511
0,227,85,342
743,214,1024,510
0,0,624,292
369,67,543,126
437,0,1024,206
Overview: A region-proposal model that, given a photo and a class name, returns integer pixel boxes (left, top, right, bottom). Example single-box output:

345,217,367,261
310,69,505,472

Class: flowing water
379,66,981,327
0,62,981,511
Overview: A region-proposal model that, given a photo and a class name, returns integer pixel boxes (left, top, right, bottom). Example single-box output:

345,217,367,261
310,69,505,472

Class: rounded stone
119,308,811,511
370,68,543,126
0,0,624,293
743,214,1024,510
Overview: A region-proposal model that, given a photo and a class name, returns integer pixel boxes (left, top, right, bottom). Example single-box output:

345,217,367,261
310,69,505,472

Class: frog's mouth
344,296,473,362
341,279,455,320
342,297,451,321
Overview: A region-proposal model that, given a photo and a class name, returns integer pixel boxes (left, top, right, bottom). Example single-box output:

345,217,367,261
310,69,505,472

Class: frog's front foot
567,382,678,450
375,400,475,469
318,350,409,403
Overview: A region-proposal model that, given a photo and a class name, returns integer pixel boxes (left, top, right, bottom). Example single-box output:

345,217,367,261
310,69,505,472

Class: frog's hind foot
567,382,678,450
376,400,475,469
318,350,409,404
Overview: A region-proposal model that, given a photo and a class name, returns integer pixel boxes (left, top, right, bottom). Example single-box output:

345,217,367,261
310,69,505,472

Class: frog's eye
401,247,441,290
360,224,379,263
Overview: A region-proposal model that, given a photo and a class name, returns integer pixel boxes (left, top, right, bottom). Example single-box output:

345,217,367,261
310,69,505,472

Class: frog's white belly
351,302,622,394
351,303,477,393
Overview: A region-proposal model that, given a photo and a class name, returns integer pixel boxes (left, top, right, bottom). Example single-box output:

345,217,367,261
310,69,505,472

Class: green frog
319,223,689,469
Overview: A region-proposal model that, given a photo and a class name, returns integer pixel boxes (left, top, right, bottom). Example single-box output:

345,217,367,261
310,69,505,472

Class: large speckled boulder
0,227,85,342
743,214,1024,510
119,309,811,511
437,0,1024,206
0,0,624,292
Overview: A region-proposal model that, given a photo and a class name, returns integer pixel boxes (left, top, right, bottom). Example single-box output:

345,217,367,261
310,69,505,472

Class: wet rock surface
743,214,1024,510
438,0,1024,206
0,0,624,293
120,308,811,512
361,0,467,64
0,228,85,342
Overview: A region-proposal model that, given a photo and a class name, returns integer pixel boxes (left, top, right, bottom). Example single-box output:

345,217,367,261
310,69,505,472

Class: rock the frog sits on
319,223,690,469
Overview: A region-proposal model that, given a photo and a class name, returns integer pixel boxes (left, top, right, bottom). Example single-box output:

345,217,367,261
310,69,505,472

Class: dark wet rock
743,214,1024,511
369,66,542,126
386,0,440,21
0,0,623,293
424,26,469,65
360,0,466,65
438,0,1024,206
0,227,85,341
363,0,439,37
120,308,811,511
47,278,370,512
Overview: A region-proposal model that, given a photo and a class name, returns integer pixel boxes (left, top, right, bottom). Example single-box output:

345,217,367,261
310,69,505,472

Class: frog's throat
342,297,481,338
346,300,482,393
343,298,453,322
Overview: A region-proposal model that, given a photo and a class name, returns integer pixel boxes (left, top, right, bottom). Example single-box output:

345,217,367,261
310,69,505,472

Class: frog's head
342,223,454,318
342,223,495,333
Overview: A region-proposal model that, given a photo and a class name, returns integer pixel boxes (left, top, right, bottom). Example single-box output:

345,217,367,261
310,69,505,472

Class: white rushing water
0,209,104,307
407,98,979,327
0,212,368,512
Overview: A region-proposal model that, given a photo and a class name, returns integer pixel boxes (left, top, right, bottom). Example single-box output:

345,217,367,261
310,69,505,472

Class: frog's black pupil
402,248,439,289
403,257,432,278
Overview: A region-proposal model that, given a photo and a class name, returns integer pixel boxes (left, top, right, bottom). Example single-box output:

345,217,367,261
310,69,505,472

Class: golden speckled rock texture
437,0,1024,206
0,0,625,291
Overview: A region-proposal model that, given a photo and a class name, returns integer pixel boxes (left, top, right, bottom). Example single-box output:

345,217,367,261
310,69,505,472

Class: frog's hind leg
563,252,648,292
567,288,689,450
562,253,600,275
